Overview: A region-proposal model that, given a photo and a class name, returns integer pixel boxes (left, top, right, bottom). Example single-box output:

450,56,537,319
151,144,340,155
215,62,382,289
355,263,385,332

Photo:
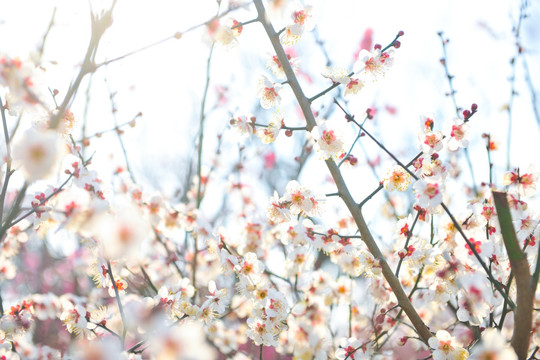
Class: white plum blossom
264,289,288,320
95,198,151,261
286,246,314,275
354,48,395,81
513,211,539,242
321,66,350,84
289,3,315,32
469,328,517,360
280,2,316,45
283,180,324,218
310,121,345,160
267,181,325,225
256,111,282,144
428,330,468,360
12,128,64,182
419,130,444,155
502,166,538,197
456,272,495,326
383,165,412,191
414,155,448,183
257,75,282,109
343,77,365,97
0,55,44,110
335,337,373,360
246,317,278,346
447,119,470,151
212,18,243,49
59,301,90,338
414,179,443,211
266,53,299,80
204,280,229,314
230,112,255,136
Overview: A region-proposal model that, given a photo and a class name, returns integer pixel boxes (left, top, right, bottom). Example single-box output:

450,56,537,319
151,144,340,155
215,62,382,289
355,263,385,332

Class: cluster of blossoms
0,55,44,112
0,1,539,359
217,248,289,347
267,180,325,222
280,2,316,45
322,40,398,98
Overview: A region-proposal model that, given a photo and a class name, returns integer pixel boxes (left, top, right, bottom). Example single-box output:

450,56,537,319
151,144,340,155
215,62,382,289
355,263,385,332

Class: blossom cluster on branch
0,1,539,360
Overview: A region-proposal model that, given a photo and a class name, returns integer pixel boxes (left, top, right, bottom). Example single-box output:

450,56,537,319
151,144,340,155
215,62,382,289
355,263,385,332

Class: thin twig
106,260,127,349
0,96,14,223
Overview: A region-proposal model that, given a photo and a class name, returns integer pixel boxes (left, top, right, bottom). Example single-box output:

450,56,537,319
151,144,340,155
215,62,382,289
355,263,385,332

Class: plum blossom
264,289,288,320
414,179,443,211
59,301,90,338
419,130,444,155
289,3,315,32
230,112,255,136
267,180,324,223
256,111,283,144
335,337,373,360
235,252,265,277
343,77,365,97
321,66,350,84
383,165,412,191
513,212,539,242
12,128,64,182
148,320,216,360
0,55,44,110
447,119,470,151
280,3,315,45
354,48,395,81
428,330,468,360
204,280,229,314
267,190,290,223
414,155,448,183
282,180,324,218
95,198,151,261
266,53,299,80
0,343,19,360
211,18,243,49
257,75,282,109
246,317,278,346
286,246,315,275
503,166,538,197
469,328,517,360
310,121,345,160
64,338,131,360
456,272,495,325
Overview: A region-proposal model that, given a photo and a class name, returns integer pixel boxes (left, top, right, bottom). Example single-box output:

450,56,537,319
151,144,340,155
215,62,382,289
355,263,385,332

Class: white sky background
1,0,539,242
